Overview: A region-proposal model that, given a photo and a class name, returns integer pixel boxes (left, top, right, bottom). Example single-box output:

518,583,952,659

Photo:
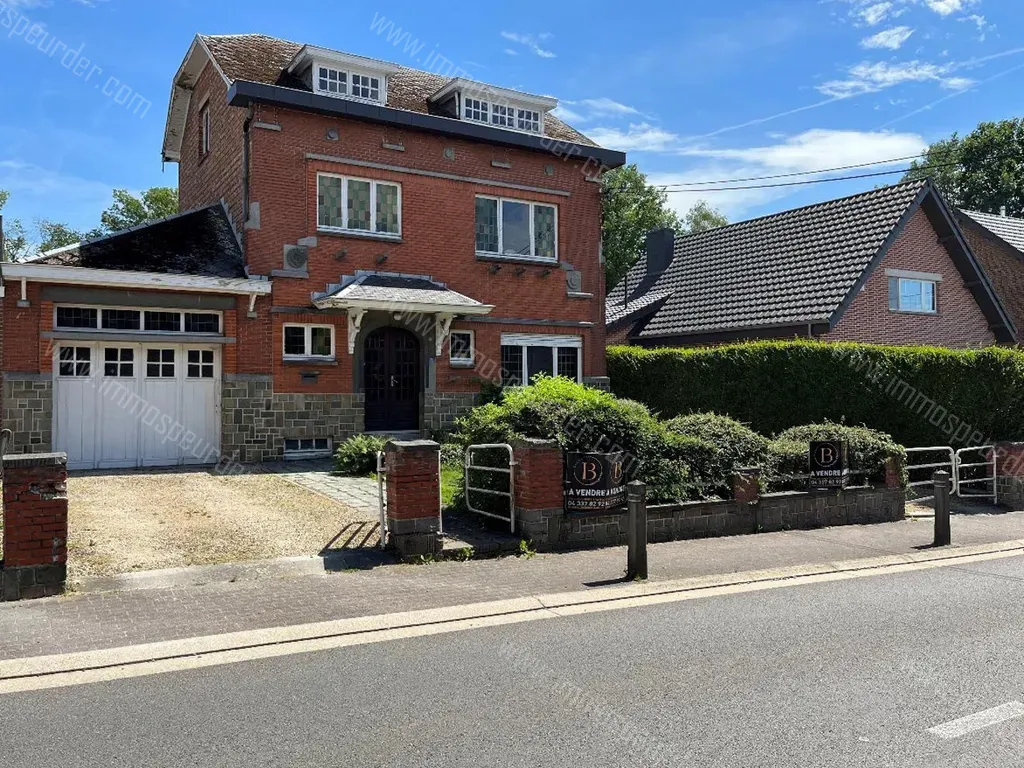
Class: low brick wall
512,443,906,551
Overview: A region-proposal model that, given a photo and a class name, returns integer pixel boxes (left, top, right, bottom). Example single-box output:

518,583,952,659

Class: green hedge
608,341,1024,447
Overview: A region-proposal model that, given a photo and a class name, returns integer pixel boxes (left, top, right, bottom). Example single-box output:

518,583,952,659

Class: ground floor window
499,333,582,386
283,437,332,459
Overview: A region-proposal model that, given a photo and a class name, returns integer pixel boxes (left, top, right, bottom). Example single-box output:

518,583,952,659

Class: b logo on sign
815,445,839,468
573,458,603,486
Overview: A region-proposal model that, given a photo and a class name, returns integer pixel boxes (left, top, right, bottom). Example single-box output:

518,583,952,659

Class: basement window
284,437,332,460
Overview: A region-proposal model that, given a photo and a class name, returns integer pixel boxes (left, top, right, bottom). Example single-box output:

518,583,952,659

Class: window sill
317,228,403,244
890,309,938,316
450,360,476,369
282,357,337,366
475,252,558,267
567,292,593,300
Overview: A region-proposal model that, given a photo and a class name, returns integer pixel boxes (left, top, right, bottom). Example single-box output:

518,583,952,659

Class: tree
99,187,178,233
601,165,728,292
36,220,87,253
602,165,681,292
903,118,1024,216
683,199,729,234
0,189,30,262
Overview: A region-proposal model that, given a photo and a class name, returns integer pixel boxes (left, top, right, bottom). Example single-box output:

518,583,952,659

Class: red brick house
608,179,1015,348
1,33,623,469
955,209,1024,344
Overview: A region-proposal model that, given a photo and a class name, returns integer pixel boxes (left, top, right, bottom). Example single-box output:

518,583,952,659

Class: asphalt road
3,555,1024,767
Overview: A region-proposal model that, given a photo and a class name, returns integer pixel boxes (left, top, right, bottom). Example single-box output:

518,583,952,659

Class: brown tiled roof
200,34,595,146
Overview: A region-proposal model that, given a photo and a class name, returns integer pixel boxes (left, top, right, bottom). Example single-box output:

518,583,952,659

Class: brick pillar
731,467,761,504
385,440,442,559
993,442,1024,506
2,452,68,601
512,438,564,548
885,455,904,489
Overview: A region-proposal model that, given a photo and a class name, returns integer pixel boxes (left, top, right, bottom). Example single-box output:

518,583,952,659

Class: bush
334,434,388,476
608,341,1024,447
766,421,906,490
452,376,720,502
666,413,770,498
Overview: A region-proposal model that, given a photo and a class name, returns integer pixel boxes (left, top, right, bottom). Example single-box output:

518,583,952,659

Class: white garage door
54,342,221,470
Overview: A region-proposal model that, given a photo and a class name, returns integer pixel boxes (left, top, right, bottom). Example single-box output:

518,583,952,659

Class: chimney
645,228,675,277
1001,206,1008,218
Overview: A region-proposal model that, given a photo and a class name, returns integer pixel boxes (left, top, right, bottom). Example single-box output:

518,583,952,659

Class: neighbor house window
499,334,582,386
283,324,334,359
55,306,222,335
475,196,557,261
889,277,937,314
317,173,401,237
449,331,475,367
314,65,381,103
200,104,211,156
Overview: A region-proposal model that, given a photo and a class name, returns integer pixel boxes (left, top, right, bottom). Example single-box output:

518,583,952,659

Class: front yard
67,469,378,581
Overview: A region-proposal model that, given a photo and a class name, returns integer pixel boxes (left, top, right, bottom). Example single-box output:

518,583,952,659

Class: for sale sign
809,440,849,489
564,452,628,512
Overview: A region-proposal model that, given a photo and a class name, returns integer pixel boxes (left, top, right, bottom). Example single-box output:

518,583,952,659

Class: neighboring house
607,179,1015,349
1,33,624,469
955,209,1024,343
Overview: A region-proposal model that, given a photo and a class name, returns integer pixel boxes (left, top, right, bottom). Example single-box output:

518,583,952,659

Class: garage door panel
96,346,141,469
181,348,220,465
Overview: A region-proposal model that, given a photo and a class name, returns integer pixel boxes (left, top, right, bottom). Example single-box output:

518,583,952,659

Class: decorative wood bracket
347,309,366,355
435,313,454,357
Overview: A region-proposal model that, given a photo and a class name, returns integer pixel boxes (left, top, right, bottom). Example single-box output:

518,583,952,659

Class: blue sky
0,0,1021,239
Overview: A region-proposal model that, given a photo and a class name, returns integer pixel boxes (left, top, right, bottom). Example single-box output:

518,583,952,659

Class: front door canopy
312,272,494,354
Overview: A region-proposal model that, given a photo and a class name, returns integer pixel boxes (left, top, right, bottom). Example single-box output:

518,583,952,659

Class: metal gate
905,444,997,504
464,444,515,532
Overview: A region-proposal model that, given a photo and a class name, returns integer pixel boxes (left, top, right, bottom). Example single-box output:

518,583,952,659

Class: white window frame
499,333,582,384
449,330,475,368
53,305,222,335
313,63,385,104
460,93,545,135
283,437,334,460
892,277,937,314
200,104,211,156
475,195,558,263
283,323,336,361
57,345,92,378
316,173,402,239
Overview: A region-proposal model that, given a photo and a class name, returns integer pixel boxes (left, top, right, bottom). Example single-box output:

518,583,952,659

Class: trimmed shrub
766,421,906,490
334,434,388,476
666,413,770,498
608,341,1024,447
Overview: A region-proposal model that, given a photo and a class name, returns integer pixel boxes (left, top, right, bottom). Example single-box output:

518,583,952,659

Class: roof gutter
3,263,272,296
226,80,626,169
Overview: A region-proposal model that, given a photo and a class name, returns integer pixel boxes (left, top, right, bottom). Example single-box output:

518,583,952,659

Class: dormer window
517,109,540,132
315,65,381,103
464,98,488,123
461,96,545,135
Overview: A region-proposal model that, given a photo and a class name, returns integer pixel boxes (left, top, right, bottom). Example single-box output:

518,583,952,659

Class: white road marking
0,545,1021,694
928,702,1024,740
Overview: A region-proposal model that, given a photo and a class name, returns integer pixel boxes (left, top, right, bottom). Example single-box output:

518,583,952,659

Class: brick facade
957,215,1024,344
823,208,996,347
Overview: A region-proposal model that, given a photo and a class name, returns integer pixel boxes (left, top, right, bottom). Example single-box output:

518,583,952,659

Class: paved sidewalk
1,512,1022,661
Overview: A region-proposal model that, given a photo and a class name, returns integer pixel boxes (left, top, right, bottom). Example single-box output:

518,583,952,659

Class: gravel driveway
67,467,380,581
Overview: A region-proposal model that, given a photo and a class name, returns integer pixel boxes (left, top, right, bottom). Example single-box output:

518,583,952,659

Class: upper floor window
475,196,557,262
55,305,222,335
200,104,211,156
315,65,381,103
462,96,543,134
888,276,937,314
317,173,401,237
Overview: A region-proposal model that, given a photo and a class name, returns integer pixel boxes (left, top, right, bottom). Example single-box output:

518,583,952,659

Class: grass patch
441,464,462,508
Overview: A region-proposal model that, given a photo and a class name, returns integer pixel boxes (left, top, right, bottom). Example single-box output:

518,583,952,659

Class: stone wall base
3,376,53,454
0,563,66,602
424,392,479,434
996,476,1024,507
388,506,443,559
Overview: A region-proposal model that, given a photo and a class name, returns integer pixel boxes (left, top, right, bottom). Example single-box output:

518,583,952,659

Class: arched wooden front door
363,327,420,432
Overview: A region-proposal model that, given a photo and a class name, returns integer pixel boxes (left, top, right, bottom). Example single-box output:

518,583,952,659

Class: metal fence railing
464,444,515,532
905,446,956,504
955,445,997,504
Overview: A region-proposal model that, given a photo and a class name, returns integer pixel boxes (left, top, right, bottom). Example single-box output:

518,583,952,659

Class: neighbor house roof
163,33,609,163
31,203,245,279
961,209,1024,254
606,179,1015,343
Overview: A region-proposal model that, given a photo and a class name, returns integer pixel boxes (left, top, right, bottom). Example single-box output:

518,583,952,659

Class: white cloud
644,128,928,220
550,104,585,123
575,97,640,116
818,60,963,97
923,0,978,16
861,25,915,49
940,76,975,90
503,48,518,56
856,1,896,25
499,31,556,59
586,123,680,153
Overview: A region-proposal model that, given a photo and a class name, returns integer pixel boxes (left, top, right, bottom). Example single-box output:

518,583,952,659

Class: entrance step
441,508,522,557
